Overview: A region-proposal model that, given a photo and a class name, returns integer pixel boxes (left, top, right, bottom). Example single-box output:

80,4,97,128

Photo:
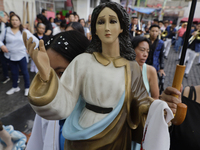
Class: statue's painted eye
110,19,117,24
97,19,105,25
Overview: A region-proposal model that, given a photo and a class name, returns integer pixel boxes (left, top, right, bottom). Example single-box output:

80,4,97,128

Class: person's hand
160,86,182,114
158,69,166,76
1,45,8,53
0,16,8,23
23,32,51,81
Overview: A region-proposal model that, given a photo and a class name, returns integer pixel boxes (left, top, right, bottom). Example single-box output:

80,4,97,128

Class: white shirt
0,27,39,61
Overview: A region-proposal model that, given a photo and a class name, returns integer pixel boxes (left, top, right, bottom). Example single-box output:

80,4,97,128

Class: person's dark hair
131,16,138,19
131,36,151,50
198,22,200,25
78,18,85,23
10,14,23,33
69,13,74,17
56,12,60,16
65,22,84,35
41,8,46,14
60,20,66,28
159,21,163,24
86,2,135,61
49,17,53,22
153,19,158,22
65,13,69,18
73,12,77,16
37,14,48,25
9,11,15,16
149,24,160,30
45,31,90,62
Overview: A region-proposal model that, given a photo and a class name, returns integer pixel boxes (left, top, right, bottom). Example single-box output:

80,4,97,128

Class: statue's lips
105,34,111,37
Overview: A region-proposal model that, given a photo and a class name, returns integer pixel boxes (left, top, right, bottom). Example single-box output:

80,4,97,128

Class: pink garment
178,27,186,37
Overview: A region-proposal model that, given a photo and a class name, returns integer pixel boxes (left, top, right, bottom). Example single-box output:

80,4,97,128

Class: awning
181,17,200,23
129,6,161,14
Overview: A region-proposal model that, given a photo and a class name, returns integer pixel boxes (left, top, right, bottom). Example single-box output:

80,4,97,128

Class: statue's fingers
22,32,27,48
39,40,46,52
29,42,36,57
27,37,33,51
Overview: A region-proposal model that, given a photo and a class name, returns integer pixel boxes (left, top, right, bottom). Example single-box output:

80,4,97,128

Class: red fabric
178,27,186,37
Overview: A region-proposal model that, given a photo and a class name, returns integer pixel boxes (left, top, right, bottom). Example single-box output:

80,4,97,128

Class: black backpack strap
188,86,197,102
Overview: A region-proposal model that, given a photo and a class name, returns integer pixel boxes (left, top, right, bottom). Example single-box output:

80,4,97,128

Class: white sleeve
30,55,85,120
0,23,6,47
86,28,90,33
24,29,39,48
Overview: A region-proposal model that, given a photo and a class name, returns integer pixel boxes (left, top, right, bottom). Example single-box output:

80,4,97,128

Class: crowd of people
0,1,200,150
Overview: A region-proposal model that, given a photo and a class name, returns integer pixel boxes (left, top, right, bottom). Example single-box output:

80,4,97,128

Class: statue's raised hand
23,32,51,81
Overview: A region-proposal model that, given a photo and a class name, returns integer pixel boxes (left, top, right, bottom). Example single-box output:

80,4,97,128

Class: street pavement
0,47,199,135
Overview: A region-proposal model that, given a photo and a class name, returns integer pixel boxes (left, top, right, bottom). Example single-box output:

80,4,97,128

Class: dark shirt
183,30,200,51
147,38,159,65
45,21,53,37
33,33,49,45
170,86,200,150
54,18,62,23
166,26,176,39
146,38,164,70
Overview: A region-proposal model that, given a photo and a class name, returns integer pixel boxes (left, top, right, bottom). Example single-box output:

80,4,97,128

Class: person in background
49,17,57,29
34,23,49,45
174,22,187,53
146,24,165,94
129,16,138,37
0,11,10,83
54,12,62,26
31,23,49,73
0,14,39,96
65,22,84,35
164,22,176,59
36,14,53,37
85,14,91,29
73,12,79,22
68,13,75,23
153,19,159,25
79,18,90,40
131,36,159,99
159,21,165,32
41,8,47,18
163,20,169,30
53,20,66,36
144,21,151,34
184,23,200,78
65,13,69,24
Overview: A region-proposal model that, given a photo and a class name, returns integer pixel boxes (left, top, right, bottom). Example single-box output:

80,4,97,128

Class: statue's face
95,7,123,45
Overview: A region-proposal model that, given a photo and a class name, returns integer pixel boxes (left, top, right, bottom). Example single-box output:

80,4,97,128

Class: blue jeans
0,51,9,78
174,37,183,52
9,57,30,88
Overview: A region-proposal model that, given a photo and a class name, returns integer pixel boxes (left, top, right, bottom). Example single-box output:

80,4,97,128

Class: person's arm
45,23,53,36
147,65,159,99
45,30,52,36
0,25,8,53
86,28,90,40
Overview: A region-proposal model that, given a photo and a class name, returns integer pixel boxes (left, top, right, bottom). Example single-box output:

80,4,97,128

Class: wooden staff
171,0,197,125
